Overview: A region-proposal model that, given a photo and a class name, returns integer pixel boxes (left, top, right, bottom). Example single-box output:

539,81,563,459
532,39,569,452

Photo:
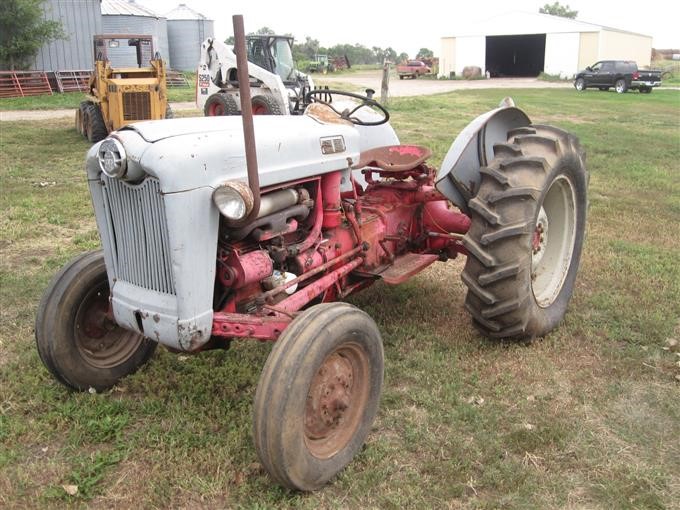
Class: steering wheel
305,89,390,126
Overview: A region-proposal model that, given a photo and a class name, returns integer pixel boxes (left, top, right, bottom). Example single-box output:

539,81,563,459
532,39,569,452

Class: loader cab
246,35,297,84
94,35,154,69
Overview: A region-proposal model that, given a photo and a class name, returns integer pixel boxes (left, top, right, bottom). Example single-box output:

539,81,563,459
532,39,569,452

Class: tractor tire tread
461,125,588,340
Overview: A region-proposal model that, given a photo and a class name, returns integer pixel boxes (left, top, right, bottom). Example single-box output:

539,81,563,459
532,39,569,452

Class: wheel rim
252,102,269,115
209,102,224,116
74,281,145,369
531,175,576,308
304,342,370,459
616,81,624,93
576,80,583,90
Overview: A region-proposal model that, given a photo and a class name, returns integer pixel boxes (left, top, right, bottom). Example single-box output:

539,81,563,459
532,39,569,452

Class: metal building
101,0,170,68
166,4,214,71
32,0,102,71
439,11,653,79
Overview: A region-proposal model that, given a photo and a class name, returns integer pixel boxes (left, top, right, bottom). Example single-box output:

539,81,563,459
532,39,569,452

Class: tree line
229,27,434,66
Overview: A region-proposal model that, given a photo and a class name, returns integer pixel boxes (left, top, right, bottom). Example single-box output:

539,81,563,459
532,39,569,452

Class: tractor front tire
35,251,157,391
253,303,384,490
203,92,238,116
86,104,108,143
251,94,284,115
461,125,588,340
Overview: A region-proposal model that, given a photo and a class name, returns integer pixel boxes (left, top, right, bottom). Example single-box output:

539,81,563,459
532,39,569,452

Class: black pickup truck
574,61,662,94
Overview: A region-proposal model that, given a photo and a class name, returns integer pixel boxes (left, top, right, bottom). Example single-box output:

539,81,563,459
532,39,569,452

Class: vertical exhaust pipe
233,14,260,223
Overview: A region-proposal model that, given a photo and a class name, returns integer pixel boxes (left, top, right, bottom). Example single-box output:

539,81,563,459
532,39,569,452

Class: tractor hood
87,116,360,193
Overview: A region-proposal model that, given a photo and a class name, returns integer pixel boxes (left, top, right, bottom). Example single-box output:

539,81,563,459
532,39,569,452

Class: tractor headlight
213,181,254,221
97,138,127,178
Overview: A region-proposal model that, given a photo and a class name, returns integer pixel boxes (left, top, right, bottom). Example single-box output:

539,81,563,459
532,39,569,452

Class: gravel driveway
316,71,573,96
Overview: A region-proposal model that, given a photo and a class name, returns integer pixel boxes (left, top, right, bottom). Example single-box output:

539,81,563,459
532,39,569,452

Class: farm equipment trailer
37,16,588,491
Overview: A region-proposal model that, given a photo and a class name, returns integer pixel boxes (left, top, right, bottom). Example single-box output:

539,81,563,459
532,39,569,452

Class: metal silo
101,0,170,68
31,0,102,72
166,4,214,71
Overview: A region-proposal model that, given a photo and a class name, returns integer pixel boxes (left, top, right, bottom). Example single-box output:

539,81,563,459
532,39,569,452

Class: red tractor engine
210,145,471,341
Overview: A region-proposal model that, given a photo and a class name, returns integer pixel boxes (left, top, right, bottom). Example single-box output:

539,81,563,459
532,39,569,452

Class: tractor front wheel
461,125,588,340
253,303,384,490
35,251,157,391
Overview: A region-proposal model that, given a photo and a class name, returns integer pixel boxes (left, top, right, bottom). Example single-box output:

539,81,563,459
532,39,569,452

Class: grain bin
166,4,214,71
101,0,170,68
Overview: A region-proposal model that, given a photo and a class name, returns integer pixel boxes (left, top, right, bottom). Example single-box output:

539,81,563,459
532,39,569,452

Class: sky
137,0,679,57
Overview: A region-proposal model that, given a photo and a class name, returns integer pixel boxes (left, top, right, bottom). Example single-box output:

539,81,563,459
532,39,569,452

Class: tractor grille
100,175,176,295
122,92,151,120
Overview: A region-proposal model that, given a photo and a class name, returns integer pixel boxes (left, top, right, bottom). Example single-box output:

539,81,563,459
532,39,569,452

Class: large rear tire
203,92,238,116
253,303,384,490
86,104,108,143
461,125,588,340
35,251,157,391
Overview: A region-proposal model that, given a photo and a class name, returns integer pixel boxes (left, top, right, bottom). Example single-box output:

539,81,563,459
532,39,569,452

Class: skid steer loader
75,34,172,143
197,35,314,116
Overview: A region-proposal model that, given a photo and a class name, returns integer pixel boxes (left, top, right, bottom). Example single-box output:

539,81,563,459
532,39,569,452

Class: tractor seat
356,144,432,172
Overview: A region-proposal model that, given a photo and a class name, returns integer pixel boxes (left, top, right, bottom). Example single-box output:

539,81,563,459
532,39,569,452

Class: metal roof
101,0,161,18
443,11,651,39
165,3,210,21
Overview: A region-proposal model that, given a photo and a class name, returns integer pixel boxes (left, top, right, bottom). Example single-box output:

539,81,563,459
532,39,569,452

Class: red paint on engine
212,151,472,341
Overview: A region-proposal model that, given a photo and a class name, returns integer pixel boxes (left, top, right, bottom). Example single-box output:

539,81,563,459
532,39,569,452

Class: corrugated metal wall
167,19,214,71
32,0,102,71
102,15,170,68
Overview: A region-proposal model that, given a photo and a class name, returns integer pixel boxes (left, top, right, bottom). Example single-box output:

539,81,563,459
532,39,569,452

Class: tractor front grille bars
122,91,151,120
100,175,176,295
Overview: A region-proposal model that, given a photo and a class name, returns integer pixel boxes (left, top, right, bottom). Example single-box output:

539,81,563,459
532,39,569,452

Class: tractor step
380,253,439,285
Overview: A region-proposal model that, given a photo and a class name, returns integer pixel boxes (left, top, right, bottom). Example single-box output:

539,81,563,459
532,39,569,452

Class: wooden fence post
380,59,390,106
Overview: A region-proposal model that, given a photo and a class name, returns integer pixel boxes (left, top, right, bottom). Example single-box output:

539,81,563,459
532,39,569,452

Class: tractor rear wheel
86,104,108,143
35,251,157,391
203,92,238,116
461,125,588,340
251,94,284,115
253,303,384,490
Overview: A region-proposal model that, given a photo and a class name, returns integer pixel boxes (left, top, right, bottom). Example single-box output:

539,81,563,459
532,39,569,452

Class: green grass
0,84,196,111
1,89,679,508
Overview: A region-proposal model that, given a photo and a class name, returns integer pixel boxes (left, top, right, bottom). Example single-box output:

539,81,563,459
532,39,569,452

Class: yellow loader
76,34,172,143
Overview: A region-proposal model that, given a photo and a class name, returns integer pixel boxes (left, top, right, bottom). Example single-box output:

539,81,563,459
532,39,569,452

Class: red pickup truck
397,60,431,79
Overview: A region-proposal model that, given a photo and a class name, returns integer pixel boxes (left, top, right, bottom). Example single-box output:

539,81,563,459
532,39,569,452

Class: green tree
416,48,434,59
539,2,578,18
0,0,64,70
397,52,409,64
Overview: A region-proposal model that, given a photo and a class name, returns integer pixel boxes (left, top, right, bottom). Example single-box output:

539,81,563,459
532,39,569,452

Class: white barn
439,11,653,79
